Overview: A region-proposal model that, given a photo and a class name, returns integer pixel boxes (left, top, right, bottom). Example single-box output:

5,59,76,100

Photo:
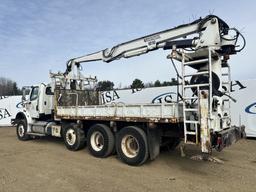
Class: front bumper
212,125,246,152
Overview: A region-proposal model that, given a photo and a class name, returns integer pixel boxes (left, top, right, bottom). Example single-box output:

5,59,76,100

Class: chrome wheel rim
66,129,76,146
90,131,104,151
18,124,25,137
121,135,139,158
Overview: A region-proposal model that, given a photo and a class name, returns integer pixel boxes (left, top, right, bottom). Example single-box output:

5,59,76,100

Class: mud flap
147,128,161,160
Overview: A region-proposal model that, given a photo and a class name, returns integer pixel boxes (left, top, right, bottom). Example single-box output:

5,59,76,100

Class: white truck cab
23,84,54,119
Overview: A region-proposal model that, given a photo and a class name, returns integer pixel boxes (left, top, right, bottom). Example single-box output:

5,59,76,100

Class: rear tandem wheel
63,123,86,151
87,124,115,158
116,126,149,166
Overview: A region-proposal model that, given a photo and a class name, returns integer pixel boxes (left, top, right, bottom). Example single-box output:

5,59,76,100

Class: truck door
27,86,40,118
38,85,54,115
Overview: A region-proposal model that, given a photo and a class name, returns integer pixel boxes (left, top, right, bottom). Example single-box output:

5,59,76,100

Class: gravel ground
0,126,255,192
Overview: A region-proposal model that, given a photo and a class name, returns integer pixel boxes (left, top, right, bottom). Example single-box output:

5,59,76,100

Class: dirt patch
0,127,255,192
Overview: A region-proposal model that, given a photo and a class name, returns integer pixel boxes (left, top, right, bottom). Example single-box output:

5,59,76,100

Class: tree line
0,77,22,96
96,78,178,91
0,76,178,95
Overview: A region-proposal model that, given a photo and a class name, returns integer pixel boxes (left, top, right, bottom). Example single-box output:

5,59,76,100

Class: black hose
220,28,246,52
170,58,182,80
233,28,246,52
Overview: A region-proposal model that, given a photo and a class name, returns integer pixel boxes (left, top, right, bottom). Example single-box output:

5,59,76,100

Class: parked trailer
12,15,246,165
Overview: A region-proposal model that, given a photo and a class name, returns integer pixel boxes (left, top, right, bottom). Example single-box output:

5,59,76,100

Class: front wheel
116,126,149,166
16,120,31,141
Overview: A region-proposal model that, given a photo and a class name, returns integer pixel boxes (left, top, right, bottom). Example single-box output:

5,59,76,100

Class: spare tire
190,71,222,96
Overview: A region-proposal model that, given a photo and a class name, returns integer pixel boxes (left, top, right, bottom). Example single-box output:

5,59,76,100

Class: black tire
116,126,149,166
16,119,31,141
63,123,86,151
87,124,115,158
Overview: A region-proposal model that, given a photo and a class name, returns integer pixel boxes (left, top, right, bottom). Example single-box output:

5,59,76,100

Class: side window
30,87,39,101
46,87,54,95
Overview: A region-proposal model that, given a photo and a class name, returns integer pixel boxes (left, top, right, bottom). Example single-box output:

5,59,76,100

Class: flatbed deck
56,103,183,123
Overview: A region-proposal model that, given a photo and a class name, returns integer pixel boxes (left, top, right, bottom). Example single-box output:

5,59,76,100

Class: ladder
181,48,213,144
221,61,232,128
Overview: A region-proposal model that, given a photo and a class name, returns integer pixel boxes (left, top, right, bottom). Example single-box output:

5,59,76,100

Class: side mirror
22,88,27,102
21,95,26,102
21,86,31,102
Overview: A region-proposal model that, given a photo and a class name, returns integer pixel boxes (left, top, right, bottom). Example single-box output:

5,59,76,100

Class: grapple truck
13,15,246,165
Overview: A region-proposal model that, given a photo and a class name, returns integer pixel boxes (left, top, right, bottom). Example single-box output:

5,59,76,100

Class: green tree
162,81,170,86
96,80,114,91
170,78,178,85
154,80,161,87
13,82,22,95
131,78,144,89
0,77,22,96
161,78,178,86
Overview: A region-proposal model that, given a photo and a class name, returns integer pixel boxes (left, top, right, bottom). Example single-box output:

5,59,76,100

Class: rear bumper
212,125,246,152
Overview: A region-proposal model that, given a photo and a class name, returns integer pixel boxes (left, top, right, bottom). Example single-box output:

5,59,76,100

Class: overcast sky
0,0,255,88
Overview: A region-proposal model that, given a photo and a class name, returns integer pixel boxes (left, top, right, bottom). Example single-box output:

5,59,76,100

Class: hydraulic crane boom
65,15,238,76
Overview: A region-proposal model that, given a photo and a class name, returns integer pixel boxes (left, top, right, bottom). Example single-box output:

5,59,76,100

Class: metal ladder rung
222,73,229,76
184,58,208,65
185,131,196,135
184,83,209,88
184,120,199,124
222,82,230,85
184,108,198,112
184,71,209,77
